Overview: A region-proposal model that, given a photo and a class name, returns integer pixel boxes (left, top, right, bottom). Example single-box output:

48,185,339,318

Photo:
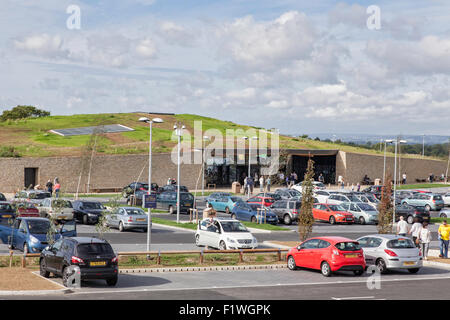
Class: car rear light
292,210,298,215
128,217,133,222
384,249,398,257
71,256,84,264
111,256,118,264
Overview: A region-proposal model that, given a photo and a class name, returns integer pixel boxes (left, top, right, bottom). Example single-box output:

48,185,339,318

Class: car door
358,237,381,265
16,219,29,250
45,239,63,272
295,239,320,269
313,240,331,269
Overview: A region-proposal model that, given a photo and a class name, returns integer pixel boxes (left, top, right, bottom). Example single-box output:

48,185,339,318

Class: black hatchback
39,237,118,287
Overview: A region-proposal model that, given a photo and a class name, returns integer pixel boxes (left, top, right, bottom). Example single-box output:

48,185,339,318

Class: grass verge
396,183,450,190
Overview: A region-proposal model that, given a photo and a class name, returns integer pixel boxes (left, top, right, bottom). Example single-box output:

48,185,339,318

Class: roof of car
119,206,145,210
307,236,357,243
69,237,110,244
360,234,407,240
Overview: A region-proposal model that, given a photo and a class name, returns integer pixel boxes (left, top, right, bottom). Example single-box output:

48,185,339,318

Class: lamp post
244,136,258,198
174,122,185,224
422,134,425,158
383,139,394,184
138,116,163,255
201,136,209,196
393,138,407,229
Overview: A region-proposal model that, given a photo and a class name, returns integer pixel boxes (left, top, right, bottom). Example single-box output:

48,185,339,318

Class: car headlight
336,214,344,217
227,238,236,243
30,236,39,244
253,237,258,243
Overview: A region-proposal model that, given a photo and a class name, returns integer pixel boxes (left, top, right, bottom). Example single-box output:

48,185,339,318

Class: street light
138,116,163,255
383,139,394,184
201,136,209,196
393,139,407,230
174,122,185,224
244,136,258,198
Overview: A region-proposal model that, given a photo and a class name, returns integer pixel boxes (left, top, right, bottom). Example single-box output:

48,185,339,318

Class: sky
1,0,450,136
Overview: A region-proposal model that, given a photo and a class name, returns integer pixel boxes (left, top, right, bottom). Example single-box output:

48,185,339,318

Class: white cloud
14,34,68,58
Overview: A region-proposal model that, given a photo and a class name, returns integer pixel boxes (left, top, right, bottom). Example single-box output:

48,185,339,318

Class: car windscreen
77,243,114,256
81,202,104,210
328,204,346,212
0,204,14,212
387,238,415,249
52,200,73,208
125,209,145,215
289,202,302,209
220,221,249,233
32,193,51,199
358,203,377,211
26,220,50,234
230,197,241,202
288,190,300,196
335,242,361,251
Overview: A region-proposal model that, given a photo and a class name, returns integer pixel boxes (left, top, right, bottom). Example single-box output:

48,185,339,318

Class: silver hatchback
356,234,422,274
106,207,148,232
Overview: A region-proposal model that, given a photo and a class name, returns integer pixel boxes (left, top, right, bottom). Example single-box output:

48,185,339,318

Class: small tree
46,198,69,245
95,195,121,239
298,159,315,241
377,175,394,234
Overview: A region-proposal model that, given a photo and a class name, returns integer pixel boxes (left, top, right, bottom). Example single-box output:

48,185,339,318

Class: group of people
33,177,61,198
396,216,450,260
166,178,177,185
243,174,272,195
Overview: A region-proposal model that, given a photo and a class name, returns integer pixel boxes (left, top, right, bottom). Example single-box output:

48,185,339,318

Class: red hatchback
247,196,275,207
312,203,354,224
16,203,40,217
287,236,366,276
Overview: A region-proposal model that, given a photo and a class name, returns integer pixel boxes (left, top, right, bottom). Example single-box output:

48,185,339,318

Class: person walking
396,216,409,236
356,182,361,192
402,173,407,185
247,176,254,195
243,176,248,196
259,176,264,192
409,217,422,248
318,173,324,184
438,220,450,258
53,179,61,198
266,176,271,192
46,179,53,195
418,222,432,260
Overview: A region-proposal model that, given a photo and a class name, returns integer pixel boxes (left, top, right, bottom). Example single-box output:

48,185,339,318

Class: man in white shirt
409,217,422,247
397,216,409,236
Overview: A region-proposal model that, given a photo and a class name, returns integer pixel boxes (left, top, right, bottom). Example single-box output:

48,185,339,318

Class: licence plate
346,218,353,221
403,261,415,266
346,254,358,258
2,215,11,218
136,218,145,221
185,203,192,207
59,216,67,219
90,261,106,267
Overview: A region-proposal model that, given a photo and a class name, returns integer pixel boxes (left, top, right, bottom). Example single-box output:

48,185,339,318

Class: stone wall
0,153,202,193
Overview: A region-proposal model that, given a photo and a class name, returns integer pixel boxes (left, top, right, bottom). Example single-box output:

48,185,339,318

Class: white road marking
331,296,375,300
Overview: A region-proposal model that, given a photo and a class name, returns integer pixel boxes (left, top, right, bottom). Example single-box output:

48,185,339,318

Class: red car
247,196,275,207
287,236,366,276
16,203,40,217
312,203,354,224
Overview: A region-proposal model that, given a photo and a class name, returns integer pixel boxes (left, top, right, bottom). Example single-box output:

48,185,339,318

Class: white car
37,198,74,221
326,193,360,205
195,218,258,250
292,181,326,193
443,193,450,206
314,190,337,203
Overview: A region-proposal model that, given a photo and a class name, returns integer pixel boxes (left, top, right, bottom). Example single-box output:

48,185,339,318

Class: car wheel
425,205,431,212
118,222,124,232
321,261,332,277
441,212,448,218
287,256,298,270
359,217,366,225
106,276,118,286
231,213,237,220
225,207,230,214
82,214,89,225
408,268,420,274
62,267,70,287
251,216,257,223
219,241,227,250
407,215,414,224
283,214,292,225
329,216,336,225
376,258,388,274
353,269,364,276
40,259,50,278
169,206,175,214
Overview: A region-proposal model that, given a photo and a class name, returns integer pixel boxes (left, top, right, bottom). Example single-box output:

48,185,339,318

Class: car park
230,202,278,224
105,207,148,232
312,203,354,224
246,196,275,207
13,190,51,205
195,218,258,250
0,217,76,254
156,191,194,214
401,193,444,211
38,198,74,221
39,237,118,287
395,204,430,224
286,236,366,277
206,193,242,214
72,200,106,225
340,202,379,225
356,235,422,274
15,202,40,217
270,200,301,225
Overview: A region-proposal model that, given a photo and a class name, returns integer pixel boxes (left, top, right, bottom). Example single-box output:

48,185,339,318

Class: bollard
239,250,244,263
199,249,204,264
9,250,13,268
21,254,26,268
277,249,281,261
157,250,161,265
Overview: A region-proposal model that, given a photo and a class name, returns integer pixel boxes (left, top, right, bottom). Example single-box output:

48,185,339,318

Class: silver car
106,207,148,232
440,207,450,218
356,234,422,274
341,202,379,225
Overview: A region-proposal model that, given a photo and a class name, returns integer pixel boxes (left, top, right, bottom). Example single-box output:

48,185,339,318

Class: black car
395,204,430,224
40,237,118,287
159,185,189,193
72,200,106,225
122,182,159,198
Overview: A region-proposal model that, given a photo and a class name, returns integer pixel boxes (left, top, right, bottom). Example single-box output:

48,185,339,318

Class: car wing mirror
297,245,302,251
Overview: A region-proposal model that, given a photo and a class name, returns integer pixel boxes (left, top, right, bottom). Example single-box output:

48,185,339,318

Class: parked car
105,207,148,232
0,217,76,254
13,190,51,205
442,192,450,206
291,181,326,193
356,234,422,274
353,193,380,209
255,192,282,201
156,191,194,214
312,203,354,224
230,202,278,224
15,202,40,217
286,236,366,277
401,193,444,211
72,200,106,225
326,193,360,205
395,204,430,224
195,218,258,250
0,202,16,221
122,182,159,198
39,237,118,287
314,190,337,204
159,185,189,193
362,185,383,200
340,202,379,225
247,196,275,207
439,207,450,218
37,198,74,221
274,188,301,200
270,200,301,225
206,193,242,214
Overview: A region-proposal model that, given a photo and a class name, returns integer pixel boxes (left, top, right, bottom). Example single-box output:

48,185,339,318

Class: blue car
230,202,278,225
206,193,243,214
0,217,76,254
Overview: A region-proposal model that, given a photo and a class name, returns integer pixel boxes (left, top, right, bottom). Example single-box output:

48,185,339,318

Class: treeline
0,105,50,122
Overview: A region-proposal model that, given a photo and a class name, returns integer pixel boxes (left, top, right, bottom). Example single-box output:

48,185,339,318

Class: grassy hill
0,112,444,161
